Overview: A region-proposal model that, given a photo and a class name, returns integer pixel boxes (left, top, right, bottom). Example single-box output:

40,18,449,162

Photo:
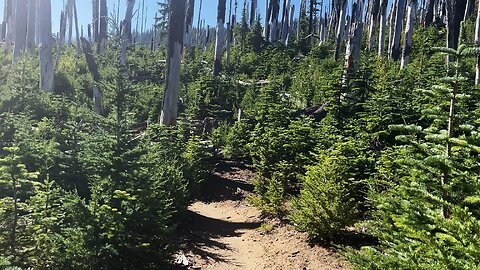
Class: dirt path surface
176,161,350,270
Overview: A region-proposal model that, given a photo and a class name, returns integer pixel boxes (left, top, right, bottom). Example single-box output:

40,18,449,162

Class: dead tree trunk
334,0,347,60
73,0,81,55
67,0,73,45
38,0,53,92
367,0,380,51
475,0,480,84
26,0,36,53
424,0,435,26
92,0,99,42
159,0,186,126
81,37,104,115
287,4,295,45
184,0,195,51
13,0,28,60
401,0,417,69
55,11,67,68
264,0,272,41
250,0,258,26
344,0,364,84
196,0,203,45
390,0,406,60
213,0,226,76
120,0,135,66
281,0,291,45
270,0,281,42
97,0,107,53
5,0,13,51
377,0,387,56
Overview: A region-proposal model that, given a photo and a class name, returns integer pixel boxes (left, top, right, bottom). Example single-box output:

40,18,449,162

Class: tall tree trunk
13,0,28,60
264,0,272,41
4,0,13,51
250,0,258,26
344,0,364,84
67,0,73,45
287,4,295,45
377,0,387,56
159,0,186,126
281,0,291,45
81,37,104,115
92,0,99,42
97,0,107,53
184,0,195,50
308,0,315,35
120,0,135,66
73,0,81,55
38,0,53,92
464,0,473,21
196,0,203,45
367,0,380,51
334,0,347,60
226,0,232,65
270,0,280,42
56,11,67,68
401,0,418,69
475,0,480,84
26,0,36,53
424,0,435,26
390,0,406,60
213,0,226,76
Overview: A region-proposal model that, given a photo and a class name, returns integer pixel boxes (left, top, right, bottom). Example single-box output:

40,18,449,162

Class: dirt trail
176,161,350,270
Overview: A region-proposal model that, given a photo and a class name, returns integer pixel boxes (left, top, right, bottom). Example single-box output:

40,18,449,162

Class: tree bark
250,0,258,26
26,0,36,53
213,0,226,76
184,0,195,50
81,37,104,115
13,0,28,60
334,0,347,60
344,0,364,84
390,0,406,60
475,0,480,84
287,4,295,45
367,0,380,51
73,0,81,55
281,0,291,45
55,11,67,68
377,0,387,56
120,0,135,66
160,0,186,126
264,0,272,41
270,0,280,42
401,0,418,69
92,0,99,42
97,0,107,53
424,0,435,26
39,0,53,92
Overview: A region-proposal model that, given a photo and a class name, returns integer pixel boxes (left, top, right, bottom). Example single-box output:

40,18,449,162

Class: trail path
176,160,350,270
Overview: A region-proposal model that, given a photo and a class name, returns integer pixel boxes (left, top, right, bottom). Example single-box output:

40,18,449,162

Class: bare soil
175,160,351,270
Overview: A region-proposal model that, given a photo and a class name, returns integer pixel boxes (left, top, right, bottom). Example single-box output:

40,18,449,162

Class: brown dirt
176,161,351,270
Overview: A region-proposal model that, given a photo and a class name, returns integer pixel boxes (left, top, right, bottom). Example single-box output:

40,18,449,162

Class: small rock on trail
176,160,350,270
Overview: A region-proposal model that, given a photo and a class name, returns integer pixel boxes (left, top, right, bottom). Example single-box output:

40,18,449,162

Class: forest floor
173,160,351,270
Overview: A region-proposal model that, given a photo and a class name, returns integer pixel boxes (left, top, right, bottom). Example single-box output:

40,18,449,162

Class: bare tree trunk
334,0,347,60
92,0,99,42
73,0,81,55
226,0,232,64
13,0,28,60
55,11,66,68
281,0,291,45
5,0,14,51
38,0,53,92
213,0,226,76
196,0,203,45
160,0,186,126
265,0,272,41
120,0,135,66
367,0,380,51
26,0,36,53
184,0,195,50
424,0,435,26
97,0,107,53
67,0,73,45
287,4,295,45
378,0,387,56
475,0,480,84
390,0,406,60
401,0,418,69
250,0,258,26
81,37,104,115
270,0,280,42
344,0,364,84
464,0,473,21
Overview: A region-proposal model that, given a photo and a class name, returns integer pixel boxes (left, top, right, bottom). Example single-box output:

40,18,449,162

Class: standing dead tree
213,0,226,76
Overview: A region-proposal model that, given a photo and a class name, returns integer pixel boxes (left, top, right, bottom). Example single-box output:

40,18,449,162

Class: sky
0,0,315,34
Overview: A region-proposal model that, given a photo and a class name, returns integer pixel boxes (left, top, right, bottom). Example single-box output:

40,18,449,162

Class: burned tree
213,0,226,76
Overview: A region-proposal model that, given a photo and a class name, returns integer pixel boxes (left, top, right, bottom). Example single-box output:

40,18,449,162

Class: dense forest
0,0,480,269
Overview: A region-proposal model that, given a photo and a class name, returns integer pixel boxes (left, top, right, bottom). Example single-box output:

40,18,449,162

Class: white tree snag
55,11,66,68
401,0,417,69
73,0,81,55
377,0,387,56
270,0,280,42
287,4,295,45
390,0,406,60
250,0,258,26
367,0,380,51
5,0,13,51
67,0,73,45
334,0,348,60
264,0,272,41
344,0,364,84
26,0,36,53
213,0,226,76
475,0,480,84
97,0,107,53
120,0,135,66
160,0,186,126
38,0,54,92
81,37,104,115
184,0,195,50
281,0,291,45
13,0,28,60
92,0,99,42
